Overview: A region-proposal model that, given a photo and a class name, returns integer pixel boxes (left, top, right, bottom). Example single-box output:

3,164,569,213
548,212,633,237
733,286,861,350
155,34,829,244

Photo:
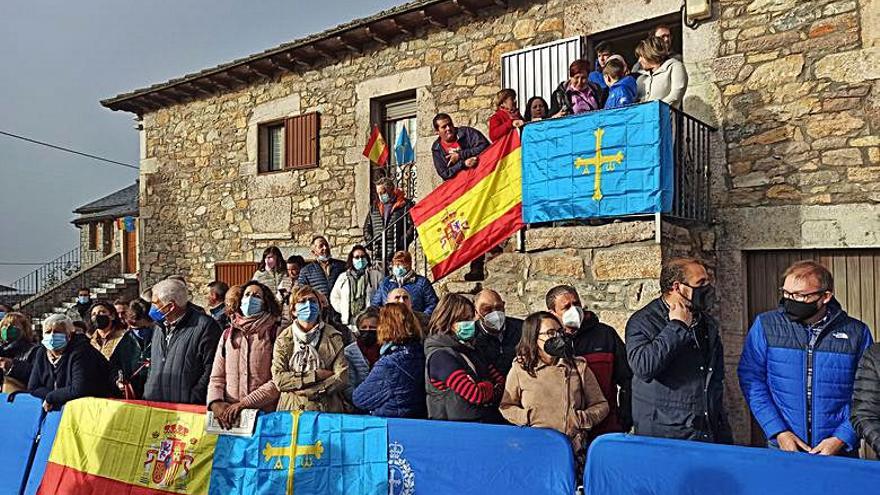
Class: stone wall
16,253,122,318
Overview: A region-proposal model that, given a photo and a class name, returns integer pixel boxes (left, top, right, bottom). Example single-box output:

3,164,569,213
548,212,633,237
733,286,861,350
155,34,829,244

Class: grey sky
0,0,402,284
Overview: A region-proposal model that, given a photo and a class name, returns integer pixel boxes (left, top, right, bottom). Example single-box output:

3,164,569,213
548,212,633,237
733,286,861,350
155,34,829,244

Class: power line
0,129,139,171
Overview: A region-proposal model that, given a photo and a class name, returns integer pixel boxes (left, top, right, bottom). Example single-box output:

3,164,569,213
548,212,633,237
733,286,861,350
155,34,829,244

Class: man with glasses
739,260,873,456
626,257,733,443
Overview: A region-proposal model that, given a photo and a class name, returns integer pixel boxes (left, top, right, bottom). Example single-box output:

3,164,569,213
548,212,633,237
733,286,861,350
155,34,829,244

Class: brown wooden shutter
214,262,261,288
285,112,319,170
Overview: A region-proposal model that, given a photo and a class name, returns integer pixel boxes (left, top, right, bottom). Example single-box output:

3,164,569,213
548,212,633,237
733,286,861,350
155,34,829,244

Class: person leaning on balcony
330,245,384,332
363,176,415,267
29,314,114,411
252,246,290,298
89,299,140,394
207,280,281,429
372,251,439,316
500,311,609,469
523,96,549,122
549,59,607,118
635,36,688,109
739,261,872,456
143,278,222,404
431,112,490,181
0,312,39,393
488,88,525,142
272,285,350,413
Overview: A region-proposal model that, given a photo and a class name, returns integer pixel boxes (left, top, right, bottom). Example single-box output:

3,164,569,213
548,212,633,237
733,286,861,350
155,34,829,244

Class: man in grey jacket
143,278,221,404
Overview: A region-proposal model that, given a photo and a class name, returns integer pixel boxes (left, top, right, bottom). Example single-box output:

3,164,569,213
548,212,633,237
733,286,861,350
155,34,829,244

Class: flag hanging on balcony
362,125,389,167
394,125,415,165
38,399,216,495
411,131,523,280
520,100,674,223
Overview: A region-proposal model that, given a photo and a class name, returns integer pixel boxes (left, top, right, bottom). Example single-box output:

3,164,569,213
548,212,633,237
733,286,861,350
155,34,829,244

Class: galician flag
410,131,524,280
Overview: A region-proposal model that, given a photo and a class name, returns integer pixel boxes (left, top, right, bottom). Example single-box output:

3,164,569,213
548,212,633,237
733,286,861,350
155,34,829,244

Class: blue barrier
585,434,880,495
24,411,62,495
0,393,44,495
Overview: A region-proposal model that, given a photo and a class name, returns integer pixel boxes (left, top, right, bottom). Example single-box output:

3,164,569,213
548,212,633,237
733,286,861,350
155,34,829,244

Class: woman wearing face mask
29,314,114,411
353,303,426,418
0,312,39,393
272,285,349,412
207,281,282,429
252,246,290,297
424,294,505,423
500,311,609,469
89,300,140,396
344,307,381,401
330,245,384,333
372,251,439,316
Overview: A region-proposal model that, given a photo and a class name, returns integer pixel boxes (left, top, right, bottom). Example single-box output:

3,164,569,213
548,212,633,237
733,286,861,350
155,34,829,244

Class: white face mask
562,305,584,329
482,311,506,332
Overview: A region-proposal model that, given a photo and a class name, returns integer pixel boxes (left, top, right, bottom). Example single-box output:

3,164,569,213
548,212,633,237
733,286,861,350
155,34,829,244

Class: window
87,223,98,250
258,112,320,173
370,92,418,200
501,37,583,113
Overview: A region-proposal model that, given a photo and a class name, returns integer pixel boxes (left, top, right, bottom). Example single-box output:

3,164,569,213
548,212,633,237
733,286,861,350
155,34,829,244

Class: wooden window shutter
214,261,261,288
285,112,319,170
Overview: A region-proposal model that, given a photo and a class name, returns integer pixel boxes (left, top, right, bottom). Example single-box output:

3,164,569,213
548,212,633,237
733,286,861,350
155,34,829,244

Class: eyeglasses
779,288,828,303
538,329,560,338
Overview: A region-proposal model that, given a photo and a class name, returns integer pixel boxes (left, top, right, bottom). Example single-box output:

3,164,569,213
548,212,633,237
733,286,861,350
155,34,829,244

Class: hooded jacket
353,341,426,418
28,333,115,408
371,272,439,315
627,297,733,443
604,76,638,110
739,298,872,450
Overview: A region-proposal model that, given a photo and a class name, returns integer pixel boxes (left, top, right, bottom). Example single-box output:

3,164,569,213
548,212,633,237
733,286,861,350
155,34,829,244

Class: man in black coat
852,343,880,454
29,314,114,411
143,278,221,405
625,257,732,444
473,289,522,378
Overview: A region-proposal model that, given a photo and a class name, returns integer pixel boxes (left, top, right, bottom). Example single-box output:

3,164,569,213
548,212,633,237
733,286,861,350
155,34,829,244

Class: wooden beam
225,70,250,84
247,62,275,79
146,92,176,106
201,77,230,91
313,45,335,60
270,54,299,71
391,18,413,35
493,0,508,6
365,26,391,45
183,82,212,96
420,9,448,27
336,36,360,54
453,0,476,16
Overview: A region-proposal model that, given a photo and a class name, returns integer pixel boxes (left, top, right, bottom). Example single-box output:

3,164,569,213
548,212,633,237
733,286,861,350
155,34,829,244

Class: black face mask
543,334,574,359
358,331,378,347
782,298,823,323
684,285,716,313
92,314,111,330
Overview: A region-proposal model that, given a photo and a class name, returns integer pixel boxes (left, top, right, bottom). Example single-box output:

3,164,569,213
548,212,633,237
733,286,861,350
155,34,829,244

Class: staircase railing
0,246,82,306
364,207,429,277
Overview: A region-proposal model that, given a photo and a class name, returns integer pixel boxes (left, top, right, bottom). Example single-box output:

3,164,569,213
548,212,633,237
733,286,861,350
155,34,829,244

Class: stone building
72,182,140,272
102,0,878,445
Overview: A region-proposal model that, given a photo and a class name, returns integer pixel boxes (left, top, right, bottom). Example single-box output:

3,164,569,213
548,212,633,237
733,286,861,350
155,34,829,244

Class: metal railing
670,107,715,223
0,246,82,306
363,206,428,277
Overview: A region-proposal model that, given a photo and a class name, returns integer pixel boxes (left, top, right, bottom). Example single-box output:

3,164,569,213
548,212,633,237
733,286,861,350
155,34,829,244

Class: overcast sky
0,0,402,285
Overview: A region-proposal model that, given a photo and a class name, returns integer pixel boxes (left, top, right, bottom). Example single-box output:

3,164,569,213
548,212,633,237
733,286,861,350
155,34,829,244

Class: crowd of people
3,253,880,469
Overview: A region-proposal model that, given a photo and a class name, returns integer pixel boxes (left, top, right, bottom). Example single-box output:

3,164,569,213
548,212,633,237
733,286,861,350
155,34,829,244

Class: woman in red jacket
488,89,525,142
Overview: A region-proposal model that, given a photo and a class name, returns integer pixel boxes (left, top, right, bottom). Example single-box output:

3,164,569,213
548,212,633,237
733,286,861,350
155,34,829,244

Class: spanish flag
38,399,216,495
362,126,389,167
411,130,523,280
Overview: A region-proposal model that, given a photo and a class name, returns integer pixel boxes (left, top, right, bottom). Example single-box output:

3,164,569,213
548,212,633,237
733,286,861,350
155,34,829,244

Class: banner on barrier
0,393,44,495
38,399,216,495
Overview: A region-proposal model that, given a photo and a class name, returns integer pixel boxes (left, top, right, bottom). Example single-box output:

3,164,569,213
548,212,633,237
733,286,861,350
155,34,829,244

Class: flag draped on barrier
38,399,216,495
209,411,388,495
521,101,674,223
411,130,523,280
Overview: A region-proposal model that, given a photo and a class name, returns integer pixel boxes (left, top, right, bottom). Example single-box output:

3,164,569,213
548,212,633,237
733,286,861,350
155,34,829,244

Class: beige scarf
291,321,324,373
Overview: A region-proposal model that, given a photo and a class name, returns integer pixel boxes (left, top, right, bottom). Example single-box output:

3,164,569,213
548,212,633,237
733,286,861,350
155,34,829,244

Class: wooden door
744,249,880,449
123,228,137,274
214,262,261,288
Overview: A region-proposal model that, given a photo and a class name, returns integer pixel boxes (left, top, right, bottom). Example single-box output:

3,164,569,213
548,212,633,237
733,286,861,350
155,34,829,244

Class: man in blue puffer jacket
738,261,873,456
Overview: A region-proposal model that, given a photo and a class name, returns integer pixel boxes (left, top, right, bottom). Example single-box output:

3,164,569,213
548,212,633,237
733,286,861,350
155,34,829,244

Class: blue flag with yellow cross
209,411,388,495
521,100,674,223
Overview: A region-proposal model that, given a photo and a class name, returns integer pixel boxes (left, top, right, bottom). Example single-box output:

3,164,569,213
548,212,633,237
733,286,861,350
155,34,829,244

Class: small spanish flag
38,398,216,495
362,126,389,167
411,131,524,280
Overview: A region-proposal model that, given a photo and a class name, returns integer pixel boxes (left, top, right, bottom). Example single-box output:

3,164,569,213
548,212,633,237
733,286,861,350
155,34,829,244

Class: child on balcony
603,57,637,110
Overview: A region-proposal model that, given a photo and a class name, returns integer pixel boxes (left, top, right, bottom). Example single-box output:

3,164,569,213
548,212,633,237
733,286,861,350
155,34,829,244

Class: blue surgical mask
148,304,167,324
0,312,5,322
317,254,329,263
42,332,68,351
353,258,368,271
240,295,264,317
392,265,408,278
295,301,320,323
77,296,90,305
379,193,392,204
454,321,477,341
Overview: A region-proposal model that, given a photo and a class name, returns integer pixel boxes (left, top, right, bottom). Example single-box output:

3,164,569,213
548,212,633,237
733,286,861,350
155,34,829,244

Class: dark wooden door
123,228,137,274
744,249,880,450
214,262,261,288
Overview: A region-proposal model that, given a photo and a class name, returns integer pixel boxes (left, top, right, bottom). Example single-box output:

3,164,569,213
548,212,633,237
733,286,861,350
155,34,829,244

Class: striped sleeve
428,350,495,405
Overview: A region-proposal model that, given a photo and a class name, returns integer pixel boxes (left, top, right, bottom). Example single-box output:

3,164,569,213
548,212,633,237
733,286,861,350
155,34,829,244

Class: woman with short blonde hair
0,312,38,393
635,36,688,108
